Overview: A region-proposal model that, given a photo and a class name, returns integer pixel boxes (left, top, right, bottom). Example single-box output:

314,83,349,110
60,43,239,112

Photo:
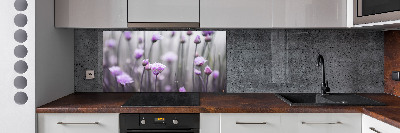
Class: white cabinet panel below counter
38,113,119,133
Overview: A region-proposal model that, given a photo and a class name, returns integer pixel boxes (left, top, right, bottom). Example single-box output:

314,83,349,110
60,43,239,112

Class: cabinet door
273,0,348,28
200,113,220,133
362,114,400,133
200,0,273,28
55,0,127,28
281,113,361,133
128,0,199,22
38,113,119,133
220,113,280,133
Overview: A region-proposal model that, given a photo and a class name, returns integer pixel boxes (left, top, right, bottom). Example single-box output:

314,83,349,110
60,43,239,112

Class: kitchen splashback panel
102,31,226,92
75,29,384,93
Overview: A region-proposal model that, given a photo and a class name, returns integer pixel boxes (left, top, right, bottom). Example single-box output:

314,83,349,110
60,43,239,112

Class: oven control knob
173,119,178,125
141,120,146,125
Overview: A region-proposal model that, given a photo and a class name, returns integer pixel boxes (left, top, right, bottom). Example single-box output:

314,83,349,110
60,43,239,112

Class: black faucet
317,54,330,95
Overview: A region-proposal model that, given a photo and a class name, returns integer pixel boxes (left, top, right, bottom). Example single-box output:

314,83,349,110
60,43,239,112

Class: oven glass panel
362,0,400,16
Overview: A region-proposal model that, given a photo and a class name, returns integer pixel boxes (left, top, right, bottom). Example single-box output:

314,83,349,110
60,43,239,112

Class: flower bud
205,34,212,42
142,59,149,66
187,31,193,36
194,35,201,44
179,87,186,92
194,69,201,75
145,64,152,70
204,65,212,75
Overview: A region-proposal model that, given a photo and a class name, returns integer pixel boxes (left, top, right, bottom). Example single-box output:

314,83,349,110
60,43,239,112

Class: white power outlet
86,70,95,79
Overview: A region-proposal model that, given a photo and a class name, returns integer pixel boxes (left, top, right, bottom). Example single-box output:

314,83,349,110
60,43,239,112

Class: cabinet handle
369,127,381,133
301,122,342,125
57,122,99,125
236,122,267,124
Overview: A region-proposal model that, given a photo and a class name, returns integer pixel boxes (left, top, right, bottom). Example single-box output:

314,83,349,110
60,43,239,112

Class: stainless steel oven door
354,0,400,25
125,129,199,133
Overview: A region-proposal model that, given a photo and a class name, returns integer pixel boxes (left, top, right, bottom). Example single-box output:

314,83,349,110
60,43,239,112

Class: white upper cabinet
127,0,199,23
273,0,348,28
200,0,274,28
201,0,350,28
55,0,351,28
55,0,127,28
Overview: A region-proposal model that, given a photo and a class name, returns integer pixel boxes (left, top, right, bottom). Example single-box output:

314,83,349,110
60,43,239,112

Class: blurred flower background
103,31,226,92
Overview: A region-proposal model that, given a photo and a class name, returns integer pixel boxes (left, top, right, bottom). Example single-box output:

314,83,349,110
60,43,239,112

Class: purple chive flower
187,31,193,36
194,56,207,66
165,85,172,92
213,71,219,79
171,31,175,37
134,49,144,59
138,37,143,44
152,33,163,43
142,59,149,66
106,39,116,48
124,31,132,41
202,31,214,36
145,64,152,70
162,52,178,63
202,31,208,36
179,87,186,92
204,65,213,75
205,34,212,42
194,69,201,75
180,36,186,43
116,73,134,86
109,66,123,76
151,63,166,75
194,35,201,44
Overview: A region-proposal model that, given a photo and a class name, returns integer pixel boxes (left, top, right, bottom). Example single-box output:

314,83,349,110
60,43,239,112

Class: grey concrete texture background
75,29,384,93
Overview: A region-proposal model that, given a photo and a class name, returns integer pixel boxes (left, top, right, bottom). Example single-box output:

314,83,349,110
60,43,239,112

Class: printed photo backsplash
103,31,227,92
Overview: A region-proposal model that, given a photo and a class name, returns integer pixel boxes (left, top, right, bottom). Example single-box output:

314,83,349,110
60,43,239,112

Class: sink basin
275,93,385,106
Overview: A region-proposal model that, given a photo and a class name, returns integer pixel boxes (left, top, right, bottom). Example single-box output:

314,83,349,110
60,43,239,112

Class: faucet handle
326,81,330,92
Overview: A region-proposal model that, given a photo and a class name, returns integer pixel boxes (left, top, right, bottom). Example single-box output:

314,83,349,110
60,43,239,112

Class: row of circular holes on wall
14,0,29,105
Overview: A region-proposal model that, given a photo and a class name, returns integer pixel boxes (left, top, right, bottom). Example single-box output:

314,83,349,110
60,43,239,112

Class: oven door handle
126,129,198,132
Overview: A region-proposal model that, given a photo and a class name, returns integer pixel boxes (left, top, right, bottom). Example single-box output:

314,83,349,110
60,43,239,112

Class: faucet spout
317,54,330,95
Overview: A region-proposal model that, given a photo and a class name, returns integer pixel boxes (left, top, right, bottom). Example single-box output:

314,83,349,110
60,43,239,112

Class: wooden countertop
36,93,400,128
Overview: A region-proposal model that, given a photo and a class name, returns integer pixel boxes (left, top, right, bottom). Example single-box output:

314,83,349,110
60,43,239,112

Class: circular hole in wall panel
14,45,28,58
14,76,27,89
14,29,27,43
14,60,28,74
14,92,28,105
14,14,27,27
14,0,28,11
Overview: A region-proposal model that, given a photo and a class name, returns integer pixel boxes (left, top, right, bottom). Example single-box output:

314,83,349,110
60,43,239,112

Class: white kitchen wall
0,0,35,132
36,0,74,107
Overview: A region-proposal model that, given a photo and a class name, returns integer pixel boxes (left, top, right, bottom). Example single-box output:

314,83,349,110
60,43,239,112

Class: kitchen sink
275,93,385,106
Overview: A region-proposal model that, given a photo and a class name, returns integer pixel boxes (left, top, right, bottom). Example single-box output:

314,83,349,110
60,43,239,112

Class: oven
354,0,400,25
120,114,200,133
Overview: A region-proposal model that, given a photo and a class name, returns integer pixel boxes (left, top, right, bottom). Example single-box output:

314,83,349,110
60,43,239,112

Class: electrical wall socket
86,70,95,79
